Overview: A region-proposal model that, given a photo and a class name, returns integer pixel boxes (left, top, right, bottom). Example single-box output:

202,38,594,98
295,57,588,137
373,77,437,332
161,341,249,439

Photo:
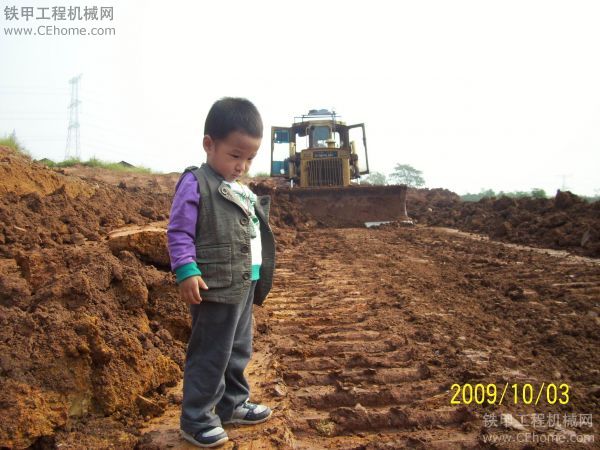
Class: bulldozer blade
286,184,413,227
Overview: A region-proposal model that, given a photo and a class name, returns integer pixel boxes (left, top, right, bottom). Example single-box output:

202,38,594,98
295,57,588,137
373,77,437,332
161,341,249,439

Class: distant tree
389,164,425,187
511,191,530,198
530,188,547,199
460,188,496,202
587,188,600,202
362,172,387,185
461,187,548,201
479,188,496,198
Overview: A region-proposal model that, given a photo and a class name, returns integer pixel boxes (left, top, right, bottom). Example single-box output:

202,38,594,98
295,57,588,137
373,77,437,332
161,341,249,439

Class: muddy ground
403,188,600,258
0,146,598,449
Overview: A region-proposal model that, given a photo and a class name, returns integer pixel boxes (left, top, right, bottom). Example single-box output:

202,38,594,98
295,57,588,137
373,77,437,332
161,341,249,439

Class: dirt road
142,226,599,449
1,149,597,448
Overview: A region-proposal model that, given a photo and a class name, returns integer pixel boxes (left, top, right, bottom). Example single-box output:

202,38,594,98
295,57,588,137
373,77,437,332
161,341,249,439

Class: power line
0,110,67,114
80,122,143,141
0,84,68,89
22,136,64,139
84,135,139,152
0,91,69,96
0,117,65,121
19,136,64,141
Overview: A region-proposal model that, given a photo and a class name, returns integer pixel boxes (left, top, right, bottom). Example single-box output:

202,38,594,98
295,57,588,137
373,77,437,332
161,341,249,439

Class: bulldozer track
2,147,598,448
265,228,481,448
261,226,599,449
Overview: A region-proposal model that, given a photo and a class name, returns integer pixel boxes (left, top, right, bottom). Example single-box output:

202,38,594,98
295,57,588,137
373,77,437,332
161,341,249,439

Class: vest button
260,197,268,206
241,244,249,253
242,273,250,280
240,217,249,226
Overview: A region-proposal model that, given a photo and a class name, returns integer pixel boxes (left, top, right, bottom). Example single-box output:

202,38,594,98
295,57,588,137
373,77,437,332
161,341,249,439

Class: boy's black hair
204,97,263,140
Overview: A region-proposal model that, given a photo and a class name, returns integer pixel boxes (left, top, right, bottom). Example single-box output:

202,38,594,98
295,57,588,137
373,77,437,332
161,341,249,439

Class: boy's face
203,131,261,182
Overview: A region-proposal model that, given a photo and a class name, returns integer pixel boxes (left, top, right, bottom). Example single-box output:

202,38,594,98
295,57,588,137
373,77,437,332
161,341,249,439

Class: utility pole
65,74,82,160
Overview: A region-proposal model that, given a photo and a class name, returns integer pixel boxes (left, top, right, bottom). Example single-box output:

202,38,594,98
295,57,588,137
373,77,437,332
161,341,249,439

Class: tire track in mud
264,226,599,449
139,225,599,449
265,228,483,449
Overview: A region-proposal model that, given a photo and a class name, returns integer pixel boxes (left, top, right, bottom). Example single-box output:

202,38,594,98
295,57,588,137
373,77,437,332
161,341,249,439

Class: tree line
362,164,425,187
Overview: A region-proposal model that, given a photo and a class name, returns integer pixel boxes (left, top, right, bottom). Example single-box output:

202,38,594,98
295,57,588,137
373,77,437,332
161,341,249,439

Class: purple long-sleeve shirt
167,171,200,273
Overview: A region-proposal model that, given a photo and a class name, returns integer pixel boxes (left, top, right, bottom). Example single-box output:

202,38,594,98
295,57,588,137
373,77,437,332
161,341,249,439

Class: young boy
166,97,275,448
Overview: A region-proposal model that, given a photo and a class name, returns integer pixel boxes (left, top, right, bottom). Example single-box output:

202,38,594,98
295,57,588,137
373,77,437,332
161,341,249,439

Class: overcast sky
1,0,599,196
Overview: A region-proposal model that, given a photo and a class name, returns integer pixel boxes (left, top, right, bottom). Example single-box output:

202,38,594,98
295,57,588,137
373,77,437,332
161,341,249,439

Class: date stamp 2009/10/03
450,382,570,406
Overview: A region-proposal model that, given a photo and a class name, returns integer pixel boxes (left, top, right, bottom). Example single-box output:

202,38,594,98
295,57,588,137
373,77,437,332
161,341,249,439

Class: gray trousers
180,281,256,434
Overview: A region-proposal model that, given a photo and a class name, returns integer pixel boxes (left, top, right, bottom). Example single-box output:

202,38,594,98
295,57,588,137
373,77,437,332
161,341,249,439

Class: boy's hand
179,275,209,304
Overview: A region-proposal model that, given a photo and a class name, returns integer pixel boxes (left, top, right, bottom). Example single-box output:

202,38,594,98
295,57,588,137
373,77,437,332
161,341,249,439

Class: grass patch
39,156,154,174
0,133,32,159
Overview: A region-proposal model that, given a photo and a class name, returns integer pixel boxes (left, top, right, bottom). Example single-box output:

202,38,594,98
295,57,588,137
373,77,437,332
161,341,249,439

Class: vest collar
201,162,225,181
217,182,250,215
200,163,262,219
201,164,249,217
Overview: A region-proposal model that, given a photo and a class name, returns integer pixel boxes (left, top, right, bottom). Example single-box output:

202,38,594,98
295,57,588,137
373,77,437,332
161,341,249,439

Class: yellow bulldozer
270,110,412,227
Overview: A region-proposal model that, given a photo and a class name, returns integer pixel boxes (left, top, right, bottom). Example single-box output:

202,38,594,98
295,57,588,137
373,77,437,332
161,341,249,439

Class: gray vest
182,163,275,306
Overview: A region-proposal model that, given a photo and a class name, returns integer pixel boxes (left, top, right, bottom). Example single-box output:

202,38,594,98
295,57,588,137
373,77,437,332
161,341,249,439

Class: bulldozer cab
271,110,369,187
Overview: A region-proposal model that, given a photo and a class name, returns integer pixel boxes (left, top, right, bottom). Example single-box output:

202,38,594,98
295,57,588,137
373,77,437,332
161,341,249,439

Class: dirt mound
0,150,172,260
0,247,186,448
0,146,96,198
0,148,189,448
61,164,182,195
0,152,311,448
402,189,600,257
407,186,462,209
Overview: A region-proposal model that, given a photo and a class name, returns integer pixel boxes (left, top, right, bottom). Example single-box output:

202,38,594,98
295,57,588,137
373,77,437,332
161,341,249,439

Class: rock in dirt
136,395,166,417
108,226,169,267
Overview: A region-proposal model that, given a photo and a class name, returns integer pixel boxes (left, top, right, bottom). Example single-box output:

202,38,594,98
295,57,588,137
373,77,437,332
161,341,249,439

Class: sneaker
180,427,228,448
223,400,272,425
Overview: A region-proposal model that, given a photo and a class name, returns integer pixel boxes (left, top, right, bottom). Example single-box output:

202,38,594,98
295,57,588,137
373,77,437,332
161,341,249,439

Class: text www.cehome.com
4,25,115,36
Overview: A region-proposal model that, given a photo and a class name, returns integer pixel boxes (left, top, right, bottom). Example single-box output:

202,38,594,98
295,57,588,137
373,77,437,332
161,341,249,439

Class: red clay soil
253,226,599,448
0,146,598,448
60,165,182,195
0,147,188,448
0,148,307,448
256,181,600,259
403,188,600,258
140,226,599,449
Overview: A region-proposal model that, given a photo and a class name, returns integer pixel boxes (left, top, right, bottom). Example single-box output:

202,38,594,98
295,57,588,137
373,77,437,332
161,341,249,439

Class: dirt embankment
0,147,310,448
0,146,192,448
396,188,600,258
253,181,599,259
60,165,182,195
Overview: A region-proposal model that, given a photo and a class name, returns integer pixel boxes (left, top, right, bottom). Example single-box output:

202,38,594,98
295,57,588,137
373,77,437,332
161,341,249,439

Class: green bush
461,188,548,202
0,133,31,159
